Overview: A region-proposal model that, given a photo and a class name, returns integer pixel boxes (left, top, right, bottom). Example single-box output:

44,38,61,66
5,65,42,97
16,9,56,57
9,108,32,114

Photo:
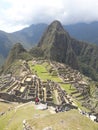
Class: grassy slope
0,102,98,130
28,109,98,130
0,102,50,130
29,62,61,82
0,102,15,113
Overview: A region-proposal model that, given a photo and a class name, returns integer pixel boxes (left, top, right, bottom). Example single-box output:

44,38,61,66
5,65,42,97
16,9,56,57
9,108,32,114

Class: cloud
0,0,98,32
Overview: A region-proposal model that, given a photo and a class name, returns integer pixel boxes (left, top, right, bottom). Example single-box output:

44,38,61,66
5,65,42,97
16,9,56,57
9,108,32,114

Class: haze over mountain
1,21,98,66
64,21,98,44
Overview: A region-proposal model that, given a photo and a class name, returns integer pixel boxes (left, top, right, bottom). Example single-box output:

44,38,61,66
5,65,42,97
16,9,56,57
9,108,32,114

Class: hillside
0,104,98,130
0,101,98,130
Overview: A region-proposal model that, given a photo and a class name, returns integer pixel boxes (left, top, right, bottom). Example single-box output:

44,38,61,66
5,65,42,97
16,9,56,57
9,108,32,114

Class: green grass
28,109,98,130
0,109,18,130
0,102,50,130
0,102,15,113
29,62,61,82
61,83,74,93
0,99,97,130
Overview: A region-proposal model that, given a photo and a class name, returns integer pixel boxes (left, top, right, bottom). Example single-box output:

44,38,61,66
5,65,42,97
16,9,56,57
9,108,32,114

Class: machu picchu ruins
0,58,98,130
0,59,97,112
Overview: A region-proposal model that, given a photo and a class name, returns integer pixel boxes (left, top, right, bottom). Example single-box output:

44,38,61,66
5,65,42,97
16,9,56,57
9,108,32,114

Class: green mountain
71,39,98,80
0,31,13,66
3,43,32,73
37,20,79,70
1,21,98,67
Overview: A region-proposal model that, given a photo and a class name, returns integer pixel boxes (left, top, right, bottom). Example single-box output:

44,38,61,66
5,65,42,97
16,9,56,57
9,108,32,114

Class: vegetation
29,61,61,82
0,102,50,130
28,109,98,130
2,43,32,74
0,102,15,113
0,101,97,130
29,46,44,57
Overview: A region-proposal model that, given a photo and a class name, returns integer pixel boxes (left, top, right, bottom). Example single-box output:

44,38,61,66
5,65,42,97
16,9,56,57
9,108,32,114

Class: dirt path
14,101,33,112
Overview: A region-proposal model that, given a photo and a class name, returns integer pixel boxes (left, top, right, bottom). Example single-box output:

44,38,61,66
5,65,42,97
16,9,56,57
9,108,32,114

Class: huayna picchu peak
38,20,78,70
44,20,69,35
38,20,70,48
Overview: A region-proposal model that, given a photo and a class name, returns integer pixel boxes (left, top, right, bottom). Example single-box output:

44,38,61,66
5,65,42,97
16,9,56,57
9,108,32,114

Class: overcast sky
0,0,98,32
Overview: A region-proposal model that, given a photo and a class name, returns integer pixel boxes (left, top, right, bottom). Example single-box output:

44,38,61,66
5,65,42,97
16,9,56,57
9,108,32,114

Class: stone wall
0,92,35,103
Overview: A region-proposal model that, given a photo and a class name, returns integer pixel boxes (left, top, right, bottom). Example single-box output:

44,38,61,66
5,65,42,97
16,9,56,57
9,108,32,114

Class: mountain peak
4,43,26,69
38,20,70,48
49,20,63,29
46,20,67,34
37,20,78,69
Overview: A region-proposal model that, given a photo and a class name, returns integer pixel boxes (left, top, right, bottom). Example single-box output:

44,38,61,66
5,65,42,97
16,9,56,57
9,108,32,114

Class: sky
0,0,98,32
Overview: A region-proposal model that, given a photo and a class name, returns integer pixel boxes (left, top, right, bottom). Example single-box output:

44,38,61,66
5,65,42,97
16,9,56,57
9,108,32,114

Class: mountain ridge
1,21,98,66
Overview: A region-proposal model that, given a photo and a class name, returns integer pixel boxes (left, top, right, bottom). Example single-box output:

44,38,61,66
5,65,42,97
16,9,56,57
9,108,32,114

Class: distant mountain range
0,24,47,65
3,20,98,81
1,21,98,66
64,21,98,44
